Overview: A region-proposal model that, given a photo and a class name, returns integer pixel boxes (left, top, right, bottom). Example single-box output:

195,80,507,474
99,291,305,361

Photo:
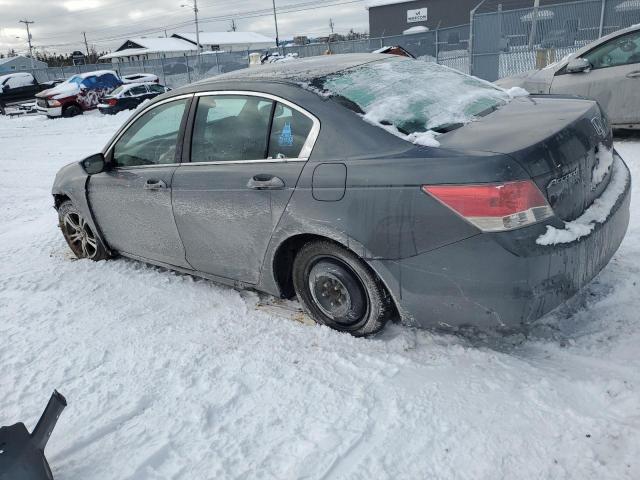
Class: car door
171,92,319,284
128,84,149,107
88,95,193,267
551,29,640,125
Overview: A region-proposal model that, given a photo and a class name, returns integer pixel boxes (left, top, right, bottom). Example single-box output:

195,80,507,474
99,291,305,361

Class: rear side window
129,85,148,96
268,103,313,159
148,84,166,94
191,96,273,162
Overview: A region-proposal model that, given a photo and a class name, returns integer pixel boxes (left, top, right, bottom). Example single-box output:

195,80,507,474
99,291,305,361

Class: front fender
52,161,108,252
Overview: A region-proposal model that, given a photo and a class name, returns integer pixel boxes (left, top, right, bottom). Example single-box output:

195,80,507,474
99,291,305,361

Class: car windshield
315,58,510,136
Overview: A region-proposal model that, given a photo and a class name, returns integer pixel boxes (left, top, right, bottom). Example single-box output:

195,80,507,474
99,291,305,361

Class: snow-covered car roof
69,70,119,79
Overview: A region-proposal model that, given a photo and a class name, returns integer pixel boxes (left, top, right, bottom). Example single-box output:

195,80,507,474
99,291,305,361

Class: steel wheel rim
307,257,369,329
62,212,98,259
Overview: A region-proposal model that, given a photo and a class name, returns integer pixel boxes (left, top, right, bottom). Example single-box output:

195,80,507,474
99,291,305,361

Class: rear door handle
144,179,167,190
247,175,285,190
626,71,640,78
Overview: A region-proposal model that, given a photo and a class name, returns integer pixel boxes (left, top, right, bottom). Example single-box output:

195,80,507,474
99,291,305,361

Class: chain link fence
18,0,640,88
471,0,640,81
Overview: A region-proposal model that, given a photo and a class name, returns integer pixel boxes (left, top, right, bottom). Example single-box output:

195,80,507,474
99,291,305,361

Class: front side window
191,96,273,162
583,30,640,70
113,99,188,167
314,57,510,137
268,103,313,159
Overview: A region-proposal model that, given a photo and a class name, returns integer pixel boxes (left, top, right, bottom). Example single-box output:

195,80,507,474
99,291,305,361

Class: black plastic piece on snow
0,391,67,480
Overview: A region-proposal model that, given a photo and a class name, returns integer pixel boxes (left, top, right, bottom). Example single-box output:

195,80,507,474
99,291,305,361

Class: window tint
129,85,148,96
268,103,313,159
113,99,187,167
191,96,273,162
584,30,640,70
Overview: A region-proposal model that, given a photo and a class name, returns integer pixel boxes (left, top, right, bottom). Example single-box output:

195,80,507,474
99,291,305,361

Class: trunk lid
438,96,613,221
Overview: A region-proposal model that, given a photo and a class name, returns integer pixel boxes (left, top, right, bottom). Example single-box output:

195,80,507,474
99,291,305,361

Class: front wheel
58,201,109,260
62,105,82,118
292,241,394,336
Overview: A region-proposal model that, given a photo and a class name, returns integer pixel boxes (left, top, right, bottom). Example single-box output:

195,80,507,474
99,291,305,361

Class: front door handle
626,71,640,78
247,175,285,190
144,179,167,190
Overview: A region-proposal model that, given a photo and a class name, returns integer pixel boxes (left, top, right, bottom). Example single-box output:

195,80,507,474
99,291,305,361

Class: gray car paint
52,54,631,332
495,24,640,129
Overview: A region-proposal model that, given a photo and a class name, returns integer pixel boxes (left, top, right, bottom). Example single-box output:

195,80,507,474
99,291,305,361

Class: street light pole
272,0,280,47
181,0,201,55
18,19,35,69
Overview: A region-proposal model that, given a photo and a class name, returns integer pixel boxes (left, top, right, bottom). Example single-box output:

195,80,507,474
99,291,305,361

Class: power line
32,0,367,51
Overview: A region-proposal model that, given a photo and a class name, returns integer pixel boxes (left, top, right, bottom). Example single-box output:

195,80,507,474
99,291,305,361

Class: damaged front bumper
370,156,631,332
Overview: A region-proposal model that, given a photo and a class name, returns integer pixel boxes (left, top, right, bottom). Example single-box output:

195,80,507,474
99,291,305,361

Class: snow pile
505,86,530,97
0,111,640,479
537,154,629,245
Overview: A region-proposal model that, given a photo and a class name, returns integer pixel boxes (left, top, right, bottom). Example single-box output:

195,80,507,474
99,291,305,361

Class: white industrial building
100,32,275,63
171,32,275,52
0,55,48,73
99,38,197,63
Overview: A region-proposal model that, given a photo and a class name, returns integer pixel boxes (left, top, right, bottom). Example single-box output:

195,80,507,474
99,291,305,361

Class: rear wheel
58,201,108,261
62,104,82,118
292,241,393,336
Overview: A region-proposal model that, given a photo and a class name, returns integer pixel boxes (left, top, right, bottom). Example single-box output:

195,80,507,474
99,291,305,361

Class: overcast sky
0,0,370,55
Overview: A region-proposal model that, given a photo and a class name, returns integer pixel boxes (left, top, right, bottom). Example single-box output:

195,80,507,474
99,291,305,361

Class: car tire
292,241,394,336
63,105,82,118
58,200,109,261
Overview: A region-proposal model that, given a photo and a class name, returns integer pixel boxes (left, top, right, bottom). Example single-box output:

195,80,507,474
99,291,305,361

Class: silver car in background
496,24,640,130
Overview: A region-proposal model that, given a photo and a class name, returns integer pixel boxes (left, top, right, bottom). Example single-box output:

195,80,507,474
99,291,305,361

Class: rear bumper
372,155,631,331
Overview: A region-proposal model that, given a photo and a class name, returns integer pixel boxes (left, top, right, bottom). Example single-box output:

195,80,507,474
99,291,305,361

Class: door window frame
183,90,321,166
103,93,194,170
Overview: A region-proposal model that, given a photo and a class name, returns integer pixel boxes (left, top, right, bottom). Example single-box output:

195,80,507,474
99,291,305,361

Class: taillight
423,180,554,232
107,98,117,106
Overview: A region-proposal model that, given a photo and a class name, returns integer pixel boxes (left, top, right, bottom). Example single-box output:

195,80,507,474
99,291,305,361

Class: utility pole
181,0,201,55
329,18,335,34
528,0,540,50
18,19,35,69
272,0,280,47
82,32,90,59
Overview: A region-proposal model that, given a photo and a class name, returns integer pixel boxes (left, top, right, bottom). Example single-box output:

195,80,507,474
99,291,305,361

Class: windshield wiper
430,123,464,134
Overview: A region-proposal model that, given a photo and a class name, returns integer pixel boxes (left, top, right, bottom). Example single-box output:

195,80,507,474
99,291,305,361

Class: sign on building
407,8,427,23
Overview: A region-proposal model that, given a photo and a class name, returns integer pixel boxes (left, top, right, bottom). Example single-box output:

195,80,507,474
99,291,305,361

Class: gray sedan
496,24,640,130
52,54,631,336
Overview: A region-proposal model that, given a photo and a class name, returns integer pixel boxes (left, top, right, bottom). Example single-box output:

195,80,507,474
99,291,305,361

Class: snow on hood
37,81,81,99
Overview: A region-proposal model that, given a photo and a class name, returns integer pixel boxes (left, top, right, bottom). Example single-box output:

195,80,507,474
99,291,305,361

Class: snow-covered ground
1,111,639,480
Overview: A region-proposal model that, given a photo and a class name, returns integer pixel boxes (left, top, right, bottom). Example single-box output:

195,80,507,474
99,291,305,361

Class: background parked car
36,70,122,118
122,73,160,84
0,72,62,107
98,82,170,114
496,24,640,130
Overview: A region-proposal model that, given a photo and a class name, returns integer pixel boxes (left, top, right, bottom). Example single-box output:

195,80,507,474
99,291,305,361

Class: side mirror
566,57,591,73
82,153,106,175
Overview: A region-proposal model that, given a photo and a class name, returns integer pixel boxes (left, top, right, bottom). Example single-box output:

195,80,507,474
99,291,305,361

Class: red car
36,70,122,118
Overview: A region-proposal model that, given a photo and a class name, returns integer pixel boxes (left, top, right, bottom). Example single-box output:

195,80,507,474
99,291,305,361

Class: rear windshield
313,58,510,139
